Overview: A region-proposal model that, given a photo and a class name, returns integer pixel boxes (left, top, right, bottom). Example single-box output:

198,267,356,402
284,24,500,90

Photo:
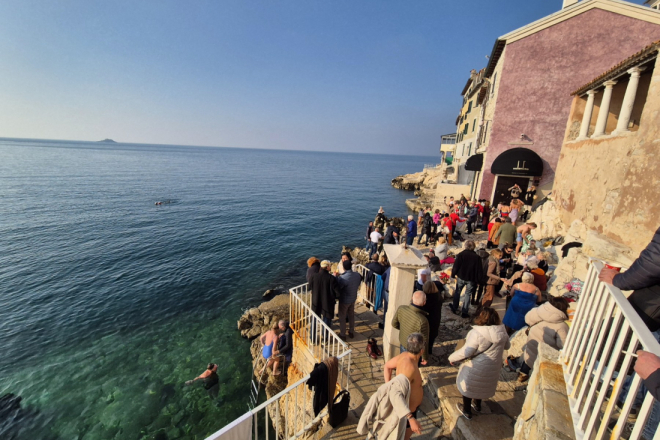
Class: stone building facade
553,41,660,254
475,0,660,205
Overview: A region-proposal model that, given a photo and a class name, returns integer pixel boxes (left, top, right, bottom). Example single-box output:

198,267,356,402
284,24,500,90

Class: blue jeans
406,235,415,246
368,242,378,257
453,278,476,315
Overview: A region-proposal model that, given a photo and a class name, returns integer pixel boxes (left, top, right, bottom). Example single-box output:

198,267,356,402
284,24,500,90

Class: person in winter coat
488,218,503,248
450,240,484,318
406,215,417,246
306,257,321,284
448,307,511,420
310,261,341,329
467,204,479,235
480,249,503,308
473,246,490,305
422,281,443,358
599,225,660,331
435,237,448,261
482,202,492,231
392,292,430,363
337,260,362,340
417,212,434,246
514,297,569,382
384,222,400,245
493,217,517,249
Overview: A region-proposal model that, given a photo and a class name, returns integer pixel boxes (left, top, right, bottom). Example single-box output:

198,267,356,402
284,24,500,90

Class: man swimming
185,363,219,399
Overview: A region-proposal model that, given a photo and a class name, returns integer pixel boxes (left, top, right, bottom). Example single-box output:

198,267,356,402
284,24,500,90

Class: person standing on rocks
383,221,400,245
276,319,294,367
369,227,383,258
337,260,362,340
365,253,385,301
449,307,510,421
515,222,537,257
336,252,352,275
467,202,479,235
482,201,492,231
365,221,374,249
406,215,417,246
441,213,454,246
481,249,503,309
417,208,424,231
310,260,341,337
392,291,429,364
493,217,517,250
450,240,484,318
417,212,433,246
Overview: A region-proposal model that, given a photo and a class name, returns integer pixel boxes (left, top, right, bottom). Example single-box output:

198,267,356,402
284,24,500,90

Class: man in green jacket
493,217,517,250
392,291,429,364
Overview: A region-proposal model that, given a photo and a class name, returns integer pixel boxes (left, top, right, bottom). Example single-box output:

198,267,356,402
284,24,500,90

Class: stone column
592,80,617,137
381,244,428,361
613,67,645,135
577,90,597,140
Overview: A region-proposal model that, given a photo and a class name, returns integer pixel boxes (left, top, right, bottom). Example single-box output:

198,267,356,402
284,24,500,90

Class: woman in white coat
448,307,510,420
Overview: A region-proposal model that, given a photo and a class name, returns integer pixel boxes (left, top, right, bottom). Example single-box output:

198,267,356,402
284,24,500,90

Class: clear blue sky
0,0,648,155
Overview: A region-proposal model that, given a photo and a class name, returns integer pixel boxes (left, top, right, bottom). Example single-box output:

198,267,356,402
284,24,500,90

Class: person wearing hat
310,260,341,335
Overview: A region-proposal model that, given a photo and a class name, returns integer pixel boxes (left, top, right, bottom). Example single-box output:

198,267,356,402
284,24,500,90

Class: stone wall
552,55,660,256
513,343,575,440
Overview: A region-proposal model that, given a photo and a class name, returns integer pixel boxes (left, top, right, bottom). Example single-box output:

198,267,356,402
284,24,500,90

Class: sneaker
348,332,354,339
471,403,482,414
456,403,472,420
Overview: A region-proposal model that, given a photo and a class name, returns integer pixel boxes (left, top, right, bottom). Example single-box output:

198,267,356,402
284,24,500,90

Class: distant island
98,139,117,143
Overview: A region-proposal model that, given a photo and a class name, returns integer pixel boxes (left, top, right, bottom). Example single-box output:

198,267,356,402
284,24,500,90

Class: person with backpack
417,212,434,246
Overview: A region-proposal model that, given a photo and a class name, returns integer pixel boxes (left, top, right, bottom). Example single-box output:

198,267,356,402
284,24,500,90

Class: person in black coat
422,280,443,358
383,222,400,245
310,261,341,329
306,257,321,284
473,247,490,305
450,240,484,318
600,226,660,331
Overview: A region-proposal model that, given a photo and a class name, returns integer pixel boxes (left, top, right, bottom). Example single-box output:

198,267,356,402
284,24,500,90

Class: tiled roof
571,40,660,96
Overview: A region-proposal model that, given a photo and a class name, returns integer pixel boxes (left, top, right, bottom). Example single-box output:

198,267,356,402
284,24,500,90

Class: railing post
381,244,428,361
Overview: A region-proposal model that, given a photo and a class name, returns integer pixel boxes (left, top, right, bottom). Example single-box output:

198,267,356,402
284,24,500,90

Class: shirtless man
384,333,425,439
515,222,537,256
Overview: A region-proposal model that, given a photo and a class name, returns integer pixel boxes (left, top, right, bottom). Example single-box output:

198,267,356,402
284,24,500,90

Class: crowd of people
245,192,660,438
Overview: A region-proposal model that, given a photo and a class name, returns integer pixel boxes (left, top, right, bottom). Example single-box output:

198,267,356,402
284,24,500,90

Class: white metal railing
423,163,441,169
561,259,660,440
289,283,352,374
207,350,351,440
207,284,353,440
354,263,376,309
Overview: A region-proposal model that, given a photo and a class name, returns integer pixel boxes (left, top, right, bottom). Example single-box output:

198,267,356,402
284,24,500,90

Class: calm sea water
0,138,433,440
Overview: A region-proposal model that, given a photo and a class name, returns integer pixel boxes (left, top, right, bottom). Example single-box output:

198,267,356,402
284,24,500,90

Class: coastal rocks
529,200,567,241
373,213,406,236
237,293,290,340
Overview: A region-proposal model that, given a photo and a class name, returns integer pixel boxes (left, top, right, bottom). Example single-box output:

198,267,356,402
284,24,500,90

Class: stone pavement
323,294,526,440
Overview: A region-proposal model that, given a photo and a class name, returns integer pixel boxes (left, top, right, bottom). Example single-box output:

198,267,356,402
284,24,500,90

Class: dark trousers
462,396,482,415
473,284,485,304
452,278,475,315
520,362,531,375
406,235,415,246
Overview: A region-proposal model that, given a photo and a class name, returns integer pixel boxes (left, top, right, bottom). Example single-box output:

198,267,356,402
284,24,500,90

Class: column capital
627,66,647,77
586,89,598,96
603,80,618,88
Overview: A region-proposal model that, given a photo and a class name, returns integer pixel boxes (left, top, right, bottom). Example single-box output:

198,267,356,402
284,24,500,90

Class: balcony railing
561,259,660,440
206,284,352,440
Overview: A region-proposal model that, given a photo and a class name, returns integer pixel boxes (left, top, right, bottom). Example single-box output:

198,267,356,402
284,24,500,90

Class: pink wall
480,8,660,200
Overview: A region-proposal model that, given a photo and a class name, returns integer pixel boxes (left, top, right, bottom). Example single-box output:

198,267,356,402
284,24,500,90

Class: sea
0,138,435,440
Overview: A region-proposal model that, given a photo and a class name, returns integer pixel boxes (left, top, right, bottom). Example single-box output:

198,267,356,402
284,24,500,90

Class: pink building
476,0,660,206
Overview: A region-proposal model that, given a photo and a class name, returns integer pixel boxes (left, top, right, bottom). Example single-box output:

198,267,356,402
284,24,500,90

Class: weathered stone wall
479,8,660,200
513,343,576,440
553,55,660,256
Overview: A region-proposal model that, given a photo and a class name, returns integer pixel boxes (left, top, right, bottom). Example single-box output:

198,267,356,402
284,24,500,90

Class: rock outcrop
237,293,290,340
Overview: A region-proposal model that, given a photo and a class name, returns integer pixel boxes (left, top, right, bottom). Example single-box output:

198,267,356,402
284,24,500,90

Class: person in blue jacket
406,215,417,246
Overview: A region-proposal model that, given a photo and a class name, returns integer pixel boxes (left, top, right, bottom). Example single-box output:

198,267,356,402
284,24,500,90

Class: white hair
522,272,535,284
408,215,413,220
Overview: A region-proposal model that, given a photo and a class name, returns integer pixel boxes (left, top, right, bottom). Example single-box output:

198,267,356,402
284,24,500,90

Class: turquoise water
0,138,433,440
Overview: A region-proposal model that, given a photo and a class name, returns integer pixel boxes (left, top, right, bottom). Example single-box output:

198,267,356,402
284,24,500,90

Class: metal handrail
561,259,660,440
354,263,376,309
207,350,351,440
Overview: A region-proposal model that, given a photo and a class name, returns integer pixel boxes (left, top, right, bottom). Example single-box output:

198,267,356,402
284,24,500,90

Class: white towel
206,411,253,440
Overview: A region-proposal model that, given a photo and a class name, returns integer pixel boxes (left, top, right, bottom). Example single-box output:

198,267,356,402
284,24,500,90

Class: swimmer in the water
185,363,219,399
